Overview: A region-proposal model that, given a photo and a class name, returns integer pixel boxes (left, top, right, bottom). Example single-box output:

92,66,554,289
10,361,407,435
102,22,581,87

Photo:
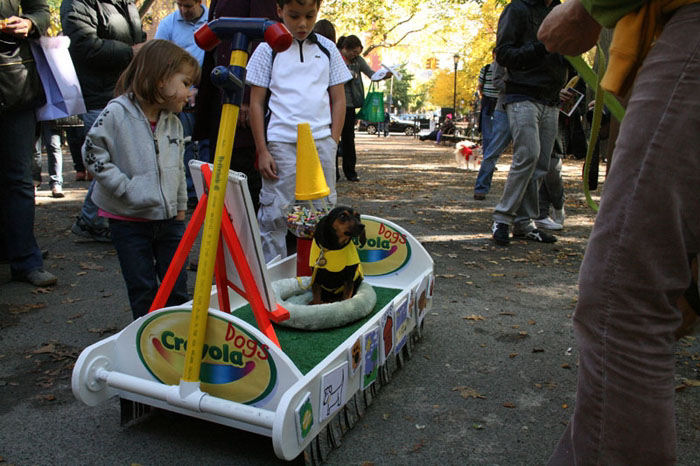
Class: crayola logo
136,310,277,405
355,219,411,276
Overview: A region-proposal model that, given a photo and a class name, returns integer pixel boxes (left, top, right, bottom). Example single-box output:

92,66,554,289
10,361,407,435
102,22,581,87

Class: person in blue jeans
32,121,65,198
0,0,57,287
474,59,511,200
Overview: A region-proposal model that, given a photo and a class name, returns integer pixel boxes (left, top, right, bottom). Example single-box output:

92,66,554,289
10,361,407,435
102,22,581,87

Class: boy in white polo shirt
247,0,351,262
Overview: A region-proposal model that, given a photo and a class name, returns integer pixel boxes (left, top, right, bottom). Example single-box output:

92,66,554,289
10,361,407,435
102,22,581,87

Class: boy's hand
257,149,278,180
176,210,186,221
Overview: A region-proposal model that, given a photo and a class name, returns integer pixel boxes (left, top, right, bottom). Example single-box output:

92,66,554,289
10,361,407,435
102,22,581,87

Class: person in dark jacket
193,0,279,213
0,0,58,286
60,0,146,242
490,0,567,246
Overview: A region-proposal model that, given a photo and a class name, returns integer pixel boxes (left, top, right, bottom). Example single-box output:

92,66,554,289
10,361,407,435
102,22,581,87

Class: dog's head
314,206,366,250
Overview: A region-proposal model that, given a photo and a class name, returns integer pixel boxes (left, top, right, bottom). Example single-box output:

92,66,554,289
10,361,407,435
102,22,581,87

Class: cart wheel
362,384,373,409
353,392,365,418
327,415,343,448
343,400,358,430
315,426,333,462
403,334,414,360
303,443,318,466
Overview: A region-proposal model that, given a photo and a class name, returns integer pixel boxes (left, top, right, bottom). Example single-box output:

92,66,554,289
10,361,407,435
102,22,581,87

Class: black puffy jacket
0,0,49,113
495,0,567,106
60,0,145,110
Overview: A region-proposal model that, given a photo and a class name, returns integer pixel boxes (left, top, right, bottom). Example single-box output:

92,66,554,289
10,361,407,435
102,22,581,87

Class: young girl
82,40,201,320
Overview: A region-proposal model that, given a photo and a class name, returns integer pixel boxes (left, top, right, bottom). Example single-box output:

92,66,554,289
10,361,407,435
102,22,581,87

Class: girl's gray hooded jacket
83,94,187,220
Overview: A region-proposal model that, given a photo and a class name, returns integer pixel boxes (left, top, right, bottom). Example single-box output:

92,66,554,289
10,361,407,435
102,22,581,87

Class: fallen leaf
415,424,426,430
32,344,55,354
561,363,572,369
532,348,545,353
502,402,516,408
32,287,52,295
76,271,87,276
79,262,104,271
562,404,568,409
463,314,485,321
440,274,456,278
490,273,505,277
681,378,700,387
472,424,484,430
382,413,390,420
35,394,55,401
452,386,486,399
509,353,518,358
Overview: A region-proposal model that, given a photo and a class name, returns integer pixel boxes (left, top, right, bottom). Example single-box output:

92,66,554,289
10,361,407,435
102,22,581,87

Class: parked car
358,115,418,135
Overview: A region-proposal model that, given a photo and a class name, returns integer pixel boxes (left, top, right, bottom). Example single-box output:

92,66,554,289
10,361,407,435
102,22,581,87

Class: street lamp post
453,53,459,118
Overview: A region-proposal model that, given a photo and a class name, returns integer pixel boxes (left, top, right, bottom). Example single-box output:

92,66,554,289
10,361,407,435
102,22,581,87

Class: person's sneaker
14,268,57,287
514,229,557,243
534,216,563,230
474,192,486,200
51,184,65,198
75,171,87,181
492,222,510,246
71,216,111,242
552,207,566,226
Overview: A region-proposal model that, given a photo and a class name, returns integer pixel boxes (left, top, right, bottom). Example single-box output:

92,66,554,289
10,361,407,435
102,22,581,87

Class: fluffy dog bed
272,277,377,330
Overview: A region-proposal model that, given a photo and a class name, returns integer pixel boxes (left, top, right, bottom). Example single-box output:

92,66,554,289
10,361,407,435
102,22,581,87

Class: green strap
565,53,627,212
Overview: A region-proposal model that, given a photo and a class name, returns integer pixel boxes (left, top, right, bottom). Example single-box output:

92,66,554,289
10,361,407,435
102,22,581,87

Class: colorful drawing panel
295,392,313,443
393,296,410,354
362,327,379,389
319,362,348,422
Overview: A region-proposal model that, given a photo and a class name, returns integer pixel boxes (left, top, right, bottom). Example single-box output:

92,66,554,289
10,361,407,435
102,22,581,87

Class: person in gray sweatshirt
82,40,200,319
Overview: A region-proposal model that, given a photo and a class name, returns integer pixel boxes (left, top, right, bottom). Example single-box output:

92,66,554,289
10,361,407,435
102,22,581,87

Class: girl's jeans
109,218,189,320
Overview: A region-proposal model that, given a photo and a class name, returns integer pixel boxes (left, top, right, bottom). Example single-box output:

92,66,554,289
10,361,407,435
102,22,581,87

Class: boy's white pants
257,136,338,263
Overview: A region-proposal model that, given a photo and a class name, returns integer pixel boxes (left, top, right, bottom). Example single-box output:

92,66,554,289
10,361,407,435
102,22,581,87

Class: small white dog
454,140,482,171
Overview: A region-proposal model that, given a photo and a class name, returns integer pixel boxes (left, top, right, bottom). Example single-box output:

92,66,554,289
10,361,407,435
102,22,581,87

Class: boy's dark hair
313,19,336,43
337,34,362,52
277,0,322,7
115,40,201,106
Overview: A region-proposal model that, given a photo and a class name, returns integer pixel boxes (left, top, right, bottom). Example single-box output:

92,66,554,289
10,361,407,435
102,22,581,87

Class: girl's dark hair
115,40,201,106
313,19,336,43
337,34,362,52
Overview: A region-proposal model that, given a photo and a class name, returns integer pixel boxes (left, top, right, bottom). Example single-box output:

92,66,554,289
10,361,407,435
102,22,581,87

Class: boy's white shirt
246,33,351,143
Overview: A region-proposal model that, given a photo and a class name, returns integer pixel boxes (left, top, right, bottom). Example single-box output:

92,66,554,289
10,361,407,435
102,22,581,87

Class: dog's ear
314,214,330,247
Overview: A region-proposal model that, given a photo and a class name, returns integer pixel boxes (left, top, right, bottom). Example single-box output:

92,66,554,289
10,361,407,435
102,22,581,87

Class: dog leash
297,246,327,290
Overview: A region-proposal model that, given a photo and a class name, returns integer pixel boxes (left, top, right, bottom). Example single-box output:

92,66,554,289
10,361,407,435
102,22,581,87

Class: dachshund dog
310,206,367,304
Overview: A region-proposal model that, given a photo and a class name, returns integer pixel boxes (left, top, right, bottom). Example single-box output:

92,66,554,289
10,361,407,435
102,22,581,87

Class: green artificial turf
232,286,402,374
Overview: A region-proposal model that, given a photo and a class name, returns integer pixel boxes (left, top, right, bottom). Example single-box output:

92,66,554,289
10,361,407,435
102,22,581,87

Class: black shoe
71,216,111,242
474,192,486,200
514,228,557,243
492,222,510,246
347,176,360,182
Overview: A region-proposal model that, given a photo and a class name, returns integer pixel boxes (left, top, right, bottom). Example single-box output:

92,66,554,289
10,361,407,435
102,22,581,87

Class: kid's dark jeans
109,218,189,320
